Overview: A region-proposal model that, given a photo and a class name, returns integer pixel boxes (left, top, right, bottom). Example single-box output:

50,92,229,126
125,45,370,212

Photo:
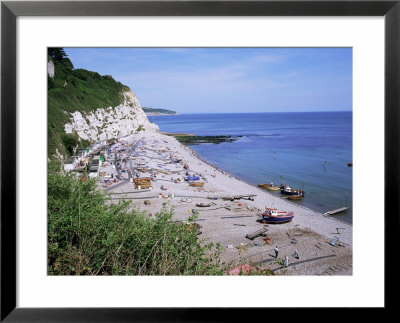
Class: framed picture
1,0,397,320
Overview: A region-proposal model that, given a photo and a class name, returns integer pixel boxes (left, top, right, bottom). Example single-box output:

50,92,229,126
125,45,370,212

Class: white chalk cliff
64,90,159,142
48,61,55,79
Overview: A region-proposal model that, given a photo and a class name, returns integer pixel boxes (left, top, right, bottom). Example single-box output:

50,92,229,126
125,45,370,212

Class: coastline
145,113,178,116
99,131,352,275
149,112,353,222
186,144,351,226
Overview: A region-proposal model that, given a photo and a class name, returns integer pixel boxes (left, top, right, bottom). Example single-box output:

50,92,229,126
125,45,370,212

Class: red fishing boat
262,208,294,224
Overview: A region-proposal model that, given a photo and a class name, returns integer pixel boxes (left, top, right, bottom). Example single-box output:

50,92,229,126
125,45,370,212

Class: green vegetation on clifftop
48,48,128,157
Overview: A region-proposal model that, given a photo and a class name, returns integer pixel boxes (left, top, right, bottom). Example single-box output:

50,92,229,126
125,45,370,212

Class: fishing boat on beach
189,182,205,187
185,176,200,181
262,208,294,224
280,185,305,196
287,194,303,200
258,183,280,191
196,202,211,207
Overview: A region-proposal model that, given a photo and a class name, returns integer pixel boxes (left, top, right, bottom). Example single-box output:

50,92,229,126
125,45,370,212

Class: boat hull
186,176,200,181
258,183,280,191
190,182,204,187
262,212,294,224
280,189,305,196
288,195,303,200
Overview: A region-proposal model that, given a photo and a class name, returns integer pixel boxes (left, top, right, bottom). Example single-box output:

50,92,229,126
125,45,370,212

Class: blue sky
64,48,352,114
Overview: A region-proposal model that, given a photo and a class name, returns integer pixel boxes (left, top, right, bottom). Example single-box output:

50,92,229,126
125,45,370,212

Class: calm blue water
149,112,352,223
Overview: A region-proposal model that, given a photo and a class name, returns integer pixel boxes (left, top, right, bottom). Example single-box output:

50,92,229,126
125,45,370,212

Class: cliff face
47,48,159,157
64,90,159,143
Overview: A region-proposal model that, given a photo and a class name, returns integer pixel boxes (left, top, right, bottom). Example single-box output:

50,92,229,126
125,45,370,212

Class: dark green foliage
48,48,68,62
48,164,225,275
61,133,79,155
48,48,127,157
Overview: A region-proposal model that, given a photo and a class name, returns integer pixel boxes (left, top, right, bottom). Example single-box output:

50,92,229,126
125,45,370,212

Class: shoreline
146,113,178,116
186,144,352,226
98,131,353,275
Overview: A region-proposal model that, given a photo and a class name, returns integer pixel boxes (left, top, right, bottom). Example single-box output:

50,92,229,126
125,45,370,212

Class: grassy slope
48,57,129,157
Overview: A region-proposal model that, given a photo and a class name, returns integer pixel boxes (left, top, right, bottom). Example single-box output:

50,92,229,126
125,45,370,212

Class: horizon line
148,110,353,115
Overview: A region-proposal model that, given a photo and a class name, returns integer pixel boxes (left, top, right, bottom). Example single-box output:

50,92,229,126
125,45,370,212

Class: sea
148,111,353,224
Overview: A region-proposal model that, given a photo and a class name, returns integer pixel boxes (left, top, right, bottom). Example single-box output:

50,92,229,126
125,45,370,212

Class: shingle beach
99,131,352,276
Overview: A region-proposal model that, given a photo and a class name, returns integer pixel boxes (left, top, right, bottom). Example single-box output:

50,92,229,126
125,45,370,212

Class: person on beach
293,250,299,259
274,246,279,258
285,256,289,268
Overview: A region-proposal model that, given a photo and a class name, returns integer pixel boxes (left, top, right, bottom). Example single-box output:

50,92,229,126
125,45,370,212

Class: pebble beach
98,131,353,276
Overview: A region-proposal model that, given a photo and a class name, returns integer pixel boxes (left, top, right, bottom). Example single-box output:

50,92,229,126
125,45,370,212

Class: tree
48,48,67,62
61,133,78,155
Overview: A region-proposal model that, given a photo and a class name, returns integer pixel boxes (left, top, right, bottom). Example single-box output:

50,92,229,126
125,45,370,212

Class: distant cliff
142,107,178,115
48,48,158,158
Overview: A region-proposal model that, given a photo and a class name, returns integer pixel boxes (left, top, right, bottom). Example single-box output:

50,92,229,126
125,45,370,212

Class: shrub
61,133,78,155
48,165,225,275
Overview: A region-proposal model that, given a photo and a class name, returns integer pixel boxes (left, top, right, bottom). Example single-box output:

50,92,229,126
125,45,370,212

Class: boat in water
262,208,294,224
280,185,305,196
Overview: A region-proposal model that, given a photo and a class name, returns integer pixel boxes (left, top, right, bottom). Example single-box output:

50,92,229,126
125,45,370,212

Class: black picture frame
1,0,398,321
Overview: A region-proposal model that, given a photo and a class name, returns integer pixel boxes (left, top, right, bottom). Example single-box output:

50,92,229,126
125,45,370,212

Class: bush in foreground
48,166,224,275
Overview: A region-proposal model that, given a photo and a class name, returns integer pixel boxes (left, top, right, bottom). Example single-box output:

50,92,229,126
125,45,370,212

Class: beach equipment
324,207,349,216
330,236,339,246
133,177,152,189
245,228,267,240
207,195,219,200
180,198,192,203
261,208,294,224
137,167,150,173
